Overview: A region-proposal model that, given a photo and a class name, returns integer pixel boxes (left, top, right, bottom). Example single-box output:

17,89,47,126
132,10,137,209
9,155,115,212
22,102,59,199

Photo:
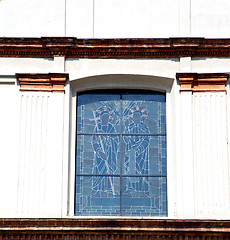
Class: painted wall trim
16,73,69,92
176,73,229,92
2,37,230,58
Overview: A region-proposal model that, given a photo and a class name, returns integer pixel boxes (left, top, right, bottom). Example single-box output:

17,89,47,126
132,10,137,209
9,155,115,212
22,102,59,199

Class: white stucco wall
0,81,19,217
0,0,65,37
66,0,180,38
191,0,230,37
0,0,230,38
0,58,54,75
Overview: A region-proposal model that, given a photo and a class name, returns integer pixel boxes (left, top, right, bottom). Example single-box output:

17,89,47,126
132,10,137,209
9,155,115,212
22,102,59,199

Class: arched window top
70,74,174,94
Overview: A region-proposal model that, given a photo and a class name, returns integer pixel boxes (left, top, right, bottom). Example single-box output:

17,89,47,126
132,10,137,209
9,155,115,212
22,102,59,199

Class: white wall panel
17,94,49,216
178,0,191,36
192,58,230,73
0,0,65,37
66,0,94,38
166,79,180,218
191,0,230,37
94,0,179,38
17,92,65,217
193,93,230,218
0,83,19,217
94,0,152,38
2,0,230,38
66,58,179,81
66,0,179,38
0,58,54,75
175,92,195,218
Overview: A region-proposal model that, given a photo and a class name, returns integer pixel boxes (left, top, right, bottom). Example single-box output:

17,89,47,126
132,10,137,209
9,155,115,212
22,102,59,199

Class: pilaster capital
176,72,229,92
16,73,69,92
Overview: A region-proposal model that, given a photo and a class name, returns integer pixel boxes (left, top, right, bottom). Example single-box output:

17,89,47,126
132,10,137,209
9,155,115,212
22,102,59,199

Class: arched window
75,89,167,216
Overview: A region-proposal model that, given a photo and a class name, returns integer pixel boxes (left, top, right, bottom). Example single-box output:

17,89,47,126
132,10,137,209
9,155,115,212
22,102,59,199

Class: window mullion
119,94,123,216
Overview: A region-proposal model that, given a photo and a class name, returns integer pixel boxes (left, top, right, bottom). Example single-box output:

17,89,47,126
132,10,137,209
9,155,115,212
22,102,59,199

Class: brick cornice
176,73,229,92
2,37,230,58
16,73,69,92
0,219,230,238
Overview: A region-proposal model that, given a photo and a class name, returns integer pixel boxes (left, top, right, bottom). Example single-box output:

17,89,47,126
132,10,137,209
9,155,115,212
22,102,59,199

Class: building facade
1,0,230,238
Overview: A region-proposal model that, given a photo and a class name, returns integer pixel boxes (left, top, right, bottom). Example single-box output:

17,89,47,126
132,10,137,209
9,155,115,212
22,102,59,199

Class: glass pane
75,91,167,217
122,135,166,175
122,93,166,134
75,176,120,216
77,94,121,133
148,136,167,175
76,135,120,175
121,177,167,216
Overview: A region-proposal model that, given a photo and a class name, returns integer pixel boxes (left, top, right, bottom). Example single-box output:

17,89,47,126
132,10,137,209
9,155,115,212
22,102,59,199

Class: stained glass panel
77,94,121,133
122,93,166,134
75,176,120,216
121,177,167,216
122,135,166,175
76,135,120,175
75,90,167,216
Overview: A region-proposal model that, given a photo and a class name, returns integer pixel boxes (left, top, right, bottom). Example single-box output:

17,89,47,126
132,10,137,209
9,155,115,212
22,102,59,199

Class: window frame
68,74,175,218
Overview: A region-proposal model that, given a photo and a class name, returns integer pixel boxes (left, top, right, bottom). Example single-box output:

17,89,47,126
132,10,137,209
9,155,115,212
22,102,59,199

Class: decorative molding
176,73,229,92
0,219,230,239
16,73,68,92
2,37,230,58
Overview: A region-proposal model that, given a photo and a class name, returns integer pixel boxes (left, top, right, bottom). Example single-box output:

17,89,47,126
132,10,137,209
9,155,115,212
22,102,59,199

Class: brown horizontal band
176,72,229,92
1,219,230,234
1,37,230,58
16,73,69,92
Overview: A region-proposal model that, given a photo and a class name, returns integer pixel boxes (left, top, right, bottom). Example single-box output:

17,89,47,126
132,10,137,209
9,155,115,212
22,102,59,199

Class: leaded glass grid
75,90,167,216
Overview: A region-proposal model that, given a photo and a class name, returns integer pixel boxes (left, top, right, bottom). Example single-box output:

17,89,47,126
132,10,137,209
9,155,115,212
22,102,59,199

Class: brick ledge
0,219,230,234
1,37,230,58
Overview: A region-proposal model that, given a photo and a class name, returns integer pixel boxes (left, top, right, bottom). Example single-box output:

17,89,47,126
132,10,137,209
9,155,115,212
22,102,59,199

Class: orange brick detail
177,73,229,93
17,73,68,92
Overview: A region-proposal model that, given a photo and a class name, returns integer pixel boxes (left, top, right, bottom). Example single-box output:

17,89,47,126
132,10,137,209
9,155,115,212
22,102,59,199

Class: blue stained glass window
75,90,167,216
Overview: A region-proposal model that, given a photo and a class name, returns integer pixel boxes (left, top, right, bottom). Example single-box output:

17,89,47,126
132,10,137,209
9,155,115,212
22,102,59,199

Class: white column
16,73,69,217
177,72,229,219
17,92,65,217
193,92,230,218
